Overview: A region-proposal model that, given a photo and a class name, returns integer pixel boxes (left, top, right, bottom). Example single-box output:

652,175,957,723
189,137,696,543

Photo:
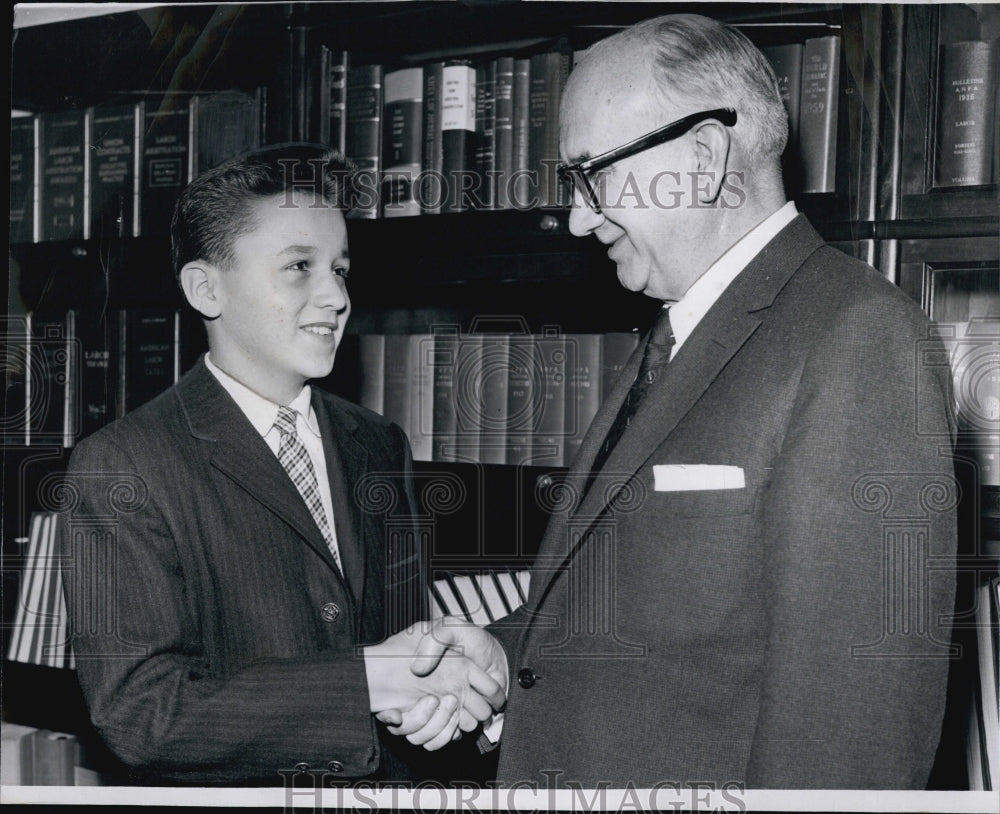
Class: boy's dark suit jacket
491,215,958,789
59,360,426,784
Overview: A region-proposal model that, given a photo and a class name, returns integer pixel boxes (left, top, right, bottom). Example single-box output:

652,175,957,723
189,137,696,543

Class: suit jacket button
537,475,553,489
517,668,536,689
321,602,341,623
327,760,344,773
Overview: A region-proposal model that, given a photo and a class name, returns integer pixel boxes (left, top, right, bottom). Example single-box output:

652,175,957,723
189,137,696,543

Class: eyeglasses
557,108,737,213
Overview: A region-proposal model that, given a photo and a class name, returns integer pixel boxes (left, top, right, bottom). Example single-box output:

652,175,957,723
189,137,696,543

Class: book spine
26,311,75,447
0,723,37,785
139,97,192,236
358,334,385,415
431,331,459,462
421,62,445,215
408,333,435,463
762,43,804,150
10,114,37,243
441,61,477,214
192,89,263,177
39,109,87,241
455,334,483,463
75,309,121,441
564,334,602,468
529,52,570,208
494,56,515,210
346,64,384,219
934,39,1000,188
329,50,350,155
382,333,412,447
382,67,424,218
27,730,77,786
505,333,536,466
479,334,509,465
512,58,532,210
474,61,497,210
123,309,180,413
87,103,139,241
533,334,567,465
798,35,841,194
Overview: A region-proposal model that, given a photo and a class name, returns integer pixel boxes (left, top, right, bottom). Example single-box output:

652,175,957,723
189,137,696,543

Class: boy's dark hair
171,144,355,279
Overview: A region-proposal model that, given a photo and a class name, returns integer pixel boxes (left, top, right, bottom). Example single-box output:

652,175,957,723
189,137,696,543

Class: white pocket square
653,464,745,491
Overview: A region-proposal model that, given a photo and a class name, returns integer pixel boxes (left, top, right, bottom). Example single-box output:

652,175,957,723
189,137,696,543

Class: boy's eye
288,260,310,272
334,266,350,280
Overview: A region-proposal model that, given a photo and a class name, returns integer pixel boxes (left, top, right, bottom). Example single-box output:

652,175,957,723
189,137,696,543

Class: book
191,89,263,176
10,113,37,243
86,103,139,240
328,50,350,155
440,61,477,214
474,60,497,210
408,333,435,463
358,334,386,415
421,61,446,215
139,96,192,236
38,108,86,241
529,51,570,208
27,730,77,785
346,64,384,219
762,41,804,193
511,58,532,210
479,334,510,464
1,722,37,785
26,311,76,447
602,332,640,398
494,56,516,210
122,309,180,413
564,334,602,467
454,334,484,462
382,333,413,448
533,334,568,465
934,40,1000,188
382,67,424,218
74,309,122,441
431,331,459,462
505,333,536,465
798,35,840,194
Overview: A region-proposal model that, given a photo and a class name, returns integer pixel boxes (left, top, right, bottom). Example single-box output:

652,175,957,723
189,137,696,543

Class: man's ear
179,261,223,319
691,119,732,205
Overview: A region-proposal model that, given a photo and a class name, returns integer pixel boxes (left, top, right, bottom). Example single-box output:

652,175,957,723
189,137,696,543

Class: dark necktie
591,307,675,474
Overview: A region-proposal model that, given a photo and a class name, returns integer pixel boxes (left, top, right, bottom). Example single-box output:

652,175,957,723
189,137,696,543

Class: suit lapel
529,214,826,608
177,361,345,575
313,393,368,604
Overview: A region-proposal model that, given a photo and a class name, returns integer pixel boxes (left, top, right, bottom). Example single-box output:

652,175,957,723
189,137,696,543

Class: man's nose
567,189,605,237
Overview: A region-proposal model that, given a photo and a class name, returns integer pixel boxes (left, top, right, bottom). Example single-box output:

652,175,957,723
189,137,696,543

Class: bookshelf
5,1,998,790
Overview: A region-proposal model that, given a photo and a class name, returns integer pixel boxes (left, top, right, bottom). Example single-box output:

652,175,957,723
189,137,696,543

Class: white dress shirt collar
667,201,798,355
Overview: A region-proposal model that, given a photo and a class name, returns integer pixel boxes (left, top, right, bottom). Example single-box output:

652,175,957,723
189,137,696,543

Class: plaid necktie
273,405,342,572
591,307,675,474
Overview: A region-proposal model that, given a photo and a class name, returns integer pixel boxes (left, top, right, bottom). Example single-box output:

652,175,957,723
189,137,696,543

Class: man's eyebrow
565,151,593,165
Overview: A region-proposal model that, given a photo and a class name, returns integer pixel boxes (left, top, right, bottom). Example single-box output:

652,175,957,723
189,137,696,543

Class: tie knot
649,307,675,349
274,405,298,437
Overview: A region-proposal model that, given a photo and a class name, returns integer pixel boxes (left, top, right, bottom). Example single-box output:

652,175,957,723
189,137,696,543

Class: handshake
364,616,509,751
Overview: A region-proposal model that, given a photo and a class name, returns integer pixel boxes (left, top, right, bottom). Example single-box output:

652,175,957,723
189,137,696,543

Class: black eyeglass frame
557,107,738,212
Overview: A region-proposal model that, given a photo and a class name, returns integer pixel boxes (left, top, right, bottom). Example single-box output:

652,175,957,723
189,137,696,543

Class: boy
59,146,504,785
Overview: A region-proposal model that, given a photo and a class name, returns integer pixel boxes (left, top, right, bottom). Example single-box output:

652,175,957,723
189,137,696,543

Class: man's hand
364,618,507,750
373,616,509,749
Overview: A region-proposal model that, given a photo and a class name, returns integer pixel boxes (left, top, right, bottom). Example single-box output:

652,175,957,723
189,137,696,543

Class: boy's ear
179,261,223,319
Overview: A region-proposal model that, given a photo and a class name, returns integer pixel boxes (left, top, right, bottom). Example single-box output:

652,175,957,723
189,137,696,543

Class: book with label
505,333,536,465
329,50,350,155
454,334,484,462
479,333,510,464
26,310,76,447
87,103,139,240
191,89,263,177
511,58,532,210
139,97,192,236
346,64,384,219
74,309,122,441
564,334,602,468
122,309,180,413
421,62,446,215
762,42,804,191
533,334,568,466
529,51,570,208
934,39,1000,188
10,113,36,243
440,61,477,214
798,35,840,194
38,109,86,241
409,333,435,463
431,330,459,462
494,56,516,210
382,67,424,218
474,60,497,210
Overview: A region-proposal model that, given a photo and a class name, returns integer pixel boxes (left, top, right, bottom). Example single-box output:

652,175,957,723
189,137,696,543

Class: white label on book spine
441,65,476,132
